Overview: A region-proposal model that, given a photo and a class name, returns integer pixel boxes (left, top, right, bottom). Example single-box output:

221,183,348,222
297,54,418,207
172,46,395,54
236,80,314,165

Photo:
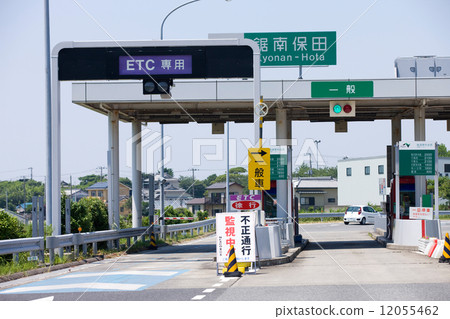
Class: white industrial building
337,156,389,206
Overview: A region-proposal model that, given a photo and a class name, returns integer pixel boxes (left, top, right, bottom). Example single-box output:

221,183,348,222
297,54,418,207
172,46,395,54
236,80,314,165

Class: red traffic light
343,104,353,113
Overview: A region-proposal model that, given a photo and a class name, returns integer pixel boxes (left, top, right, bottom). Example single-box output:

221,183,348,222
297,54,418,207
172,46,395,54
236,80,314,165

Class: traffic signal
329,101,355,117
143,78,173,95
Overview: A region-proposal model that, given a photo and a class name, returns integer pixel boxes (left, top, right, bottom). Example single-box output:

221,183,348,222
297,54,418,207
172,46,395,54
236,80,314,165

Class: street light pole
160,0,200,41
159,0,201,236
159,0,231,224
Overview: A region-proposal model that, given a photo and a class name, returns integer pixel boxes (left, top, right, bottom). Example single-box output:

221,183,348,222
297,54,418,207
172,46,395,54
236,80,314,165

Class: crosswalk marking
191,295,205,300
0,269,188,294
2,282,145,294
60,270,178,279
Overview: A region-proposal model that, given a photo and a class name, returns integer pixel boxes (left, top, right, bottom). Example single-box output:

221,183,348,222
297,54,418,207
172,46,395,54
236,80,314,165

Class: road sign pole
253,42,261,226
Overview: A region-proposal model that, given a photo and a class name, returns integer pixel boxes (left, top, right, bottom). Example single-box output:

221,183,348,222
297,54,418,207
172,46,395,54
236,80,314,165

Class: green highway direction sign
311,81,374,98
244,31,336,67
270,145,288,180
399,141,436,176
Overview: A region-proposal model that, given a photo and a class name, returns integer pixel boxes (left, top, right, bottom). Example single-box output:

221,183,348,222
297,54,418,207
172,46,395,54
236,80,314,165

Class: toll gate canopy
72,78,450,124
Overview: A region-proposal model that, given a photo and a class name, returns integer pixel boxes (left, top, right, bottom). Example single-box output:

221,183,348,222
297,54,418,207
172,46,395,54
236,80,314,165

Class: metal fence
0,218,216,265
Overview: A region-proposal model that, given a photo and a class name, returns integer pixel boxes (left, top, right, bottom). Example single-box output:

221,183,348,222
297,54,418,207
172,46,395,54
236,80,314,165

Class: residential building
337,156,389,206
154,176,192,210
205,182,244,215
186,198,207,216
63,189,88,202
438,157,450,177
294,176,338,211
86,182,131,215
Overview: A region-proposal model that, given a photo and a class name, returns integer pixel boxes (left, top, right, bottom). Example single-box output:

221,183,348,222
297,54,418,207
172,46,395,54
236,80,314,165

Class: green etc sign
244,31,337,67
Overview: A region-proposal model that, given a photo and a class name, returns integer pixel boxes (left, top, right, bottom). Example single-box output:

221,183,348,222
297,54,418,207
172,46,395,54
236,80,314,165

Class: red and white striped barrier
164,217,194,220
422,237,445,259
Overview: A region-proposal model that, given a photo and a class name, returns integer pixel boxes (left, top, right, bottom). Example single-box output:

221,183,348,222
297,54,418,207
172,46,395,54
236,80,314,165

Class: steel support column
132,121,142,228
414,103,426,206
108,110,120,230
390,115,402,238
50,50,61,236
276,107,288,222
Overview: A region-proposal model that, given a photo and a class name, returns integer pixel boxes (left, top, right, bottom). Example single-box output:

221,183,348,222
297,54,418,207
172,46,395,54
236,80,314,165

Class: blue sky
1,0,450,183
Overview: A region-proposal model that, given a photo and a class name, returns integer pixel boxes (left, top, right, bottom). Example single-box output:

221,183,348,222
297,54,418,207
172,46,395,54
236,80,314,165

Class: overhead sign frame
48,39,261,237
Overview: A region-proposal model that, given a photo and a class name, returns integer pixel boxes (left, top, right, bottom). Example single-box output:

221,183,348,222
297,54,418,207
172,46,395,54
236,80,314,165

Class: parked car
344,205,381,225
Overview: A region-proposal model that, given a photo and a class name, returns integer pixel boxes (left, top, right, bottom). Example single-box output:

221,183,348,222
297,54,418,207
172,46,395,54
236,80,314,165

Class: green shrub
0,210,26,240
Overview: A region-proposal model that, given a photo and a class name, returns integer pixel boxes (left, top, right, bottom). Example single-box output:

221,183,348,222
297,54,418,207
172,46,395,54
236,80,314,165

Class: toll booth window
365,166,370,175
346,168,352,176
378,165,384,174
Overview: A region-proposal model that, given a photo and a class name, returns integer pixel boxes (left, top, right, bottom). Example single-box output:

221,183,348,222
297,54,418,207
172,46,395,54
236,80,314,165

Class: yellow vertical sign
248,148,270,190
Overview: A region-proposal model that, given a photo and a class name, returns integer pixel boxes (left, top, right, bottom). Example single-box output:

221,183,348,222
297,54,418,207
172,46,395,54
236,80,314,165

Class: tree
204,174,218,187
157,168,174,177
0,210,26,240
427,176,450,203
119,177,132,188
438,144,450,157
293,164,337,179
0,180,44,211
178,176,207,198
67,197,109,233
212,167,249,194
78,174,105,189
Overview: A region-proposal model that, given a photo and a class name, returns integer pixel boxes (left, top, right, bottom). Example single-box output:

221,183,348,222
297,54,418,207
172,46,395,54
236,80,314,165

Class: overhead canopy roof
72,78,450,124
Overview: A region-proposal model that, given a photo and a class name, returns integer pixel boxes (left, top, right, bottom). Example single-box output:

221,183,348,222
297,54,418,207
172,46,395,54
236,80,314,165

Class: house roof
63,189,88,196
86,182,131,190
186,198,207,205
294,177,338,189
206,182,242,190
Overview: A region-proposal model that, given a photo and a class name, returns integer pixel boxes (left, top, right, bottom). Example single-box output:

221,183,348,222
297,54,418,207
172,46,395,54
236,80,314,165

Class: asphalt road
1,222,450,302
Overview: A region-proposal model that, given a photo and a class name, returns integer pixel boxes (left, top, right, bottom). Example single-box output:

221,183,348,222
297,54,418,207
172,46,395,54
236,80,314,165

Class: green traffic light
333,104,342,114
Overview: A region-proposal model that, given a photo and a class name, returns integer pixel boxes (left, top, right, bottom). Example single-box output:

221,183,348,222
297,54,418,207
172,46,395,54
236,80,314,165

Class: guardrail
0,237,44,263
298,211,450,219
163,218,215,240
298,213,344,219
0,218,215,265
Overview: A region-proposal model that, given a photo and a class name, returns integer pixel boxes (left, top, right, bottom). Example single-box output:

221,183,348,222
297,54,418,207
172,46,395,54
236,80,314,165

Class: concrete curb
258,239,309,267
370,232,418,251
0,256,104,283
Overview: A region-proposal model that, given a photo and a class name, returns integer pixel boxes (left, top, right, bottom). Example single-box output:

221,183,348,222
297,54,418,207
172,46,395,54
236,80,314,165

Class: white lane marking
220,277,232,282
212,283,223,287
59,270,178,279
1,282,145,294
31,296,54,301
191,295,205,300
202,288,215,293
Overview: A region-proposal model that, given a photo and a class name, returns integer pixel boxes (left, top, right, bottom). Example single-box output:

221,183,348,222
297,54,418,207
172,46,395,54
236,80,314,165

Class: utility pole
314,140,321,169
5,190,8,210
22,176,27,213
305,153,312,177
97,166,106,181
29,167,33,181
189,168,199,197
